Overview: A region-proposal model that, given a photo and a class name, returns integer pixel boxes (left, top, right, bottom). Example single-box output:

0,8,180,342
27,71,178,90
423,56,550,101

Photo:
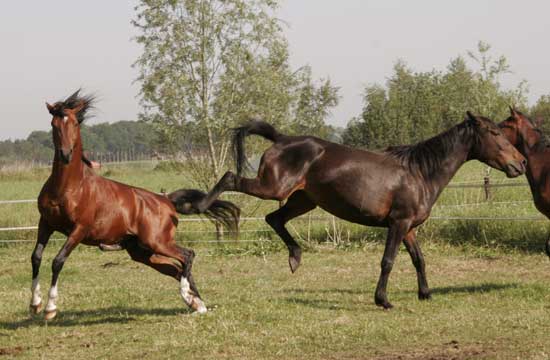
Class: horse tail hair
232,118,284,176
167,189,240,234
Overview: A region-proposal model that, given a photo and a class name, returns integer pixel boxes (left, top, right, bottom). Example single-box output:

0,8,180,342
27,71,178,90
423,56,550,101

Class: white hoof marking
31,278,42,307
180,277,207,313
45,283,58,313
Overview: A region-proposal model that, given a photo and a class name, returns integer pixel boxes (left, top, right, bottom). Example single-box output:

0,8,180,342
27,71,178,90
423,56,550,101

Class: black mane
49,89,95,123
385,120,478,178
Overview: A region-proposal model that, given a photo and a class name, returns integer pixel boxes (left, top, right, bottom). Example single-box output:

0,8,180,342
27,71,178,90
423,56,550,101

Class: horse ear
46,102,54,114
466,111,480,125
509,106,519,118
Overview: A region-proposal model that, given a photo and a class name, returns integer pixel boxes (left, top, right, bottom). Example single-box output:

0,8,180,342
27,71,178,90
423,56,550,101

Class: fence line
1,214,548,245
0,177,543,244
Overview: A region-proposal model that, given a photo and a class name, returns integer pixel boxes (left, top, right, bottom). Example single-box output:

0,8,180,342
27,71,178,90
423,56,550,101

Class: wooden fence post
484,176,491,201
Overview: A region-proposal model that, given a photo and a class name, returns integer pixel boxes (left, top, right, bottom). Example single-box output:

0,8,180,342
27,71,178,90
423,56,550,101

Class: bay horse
499,107,550,257
30,90,239,320
185,113,526,309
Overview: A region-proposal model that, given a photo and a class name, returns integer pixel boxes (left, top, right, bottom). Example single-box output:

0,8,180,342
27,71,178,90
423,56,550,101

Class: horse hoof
375,299,394,310
289,256,301,273
29,302,43,315
191,298,207,314
44,309,57,321
419,292,432,300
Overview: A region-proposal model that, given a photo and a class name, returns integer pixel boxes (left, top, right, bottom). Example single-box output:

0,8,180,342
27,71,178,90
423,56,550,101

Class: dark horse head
466,111,526,177
46,90,95,165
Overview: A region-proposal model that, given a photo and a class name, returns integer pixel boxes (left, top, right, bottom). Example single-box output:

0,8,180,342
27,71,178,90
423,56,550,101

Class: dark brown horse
30,90,239,320
499,107,550,257
186,113,526,309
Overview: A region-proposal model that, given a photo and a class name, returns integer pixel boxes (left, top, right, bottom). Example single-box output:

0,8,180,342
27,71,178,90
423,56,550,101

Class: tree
133,0,339,186
531,95,550,134
343,42,528,149
133,0,283,181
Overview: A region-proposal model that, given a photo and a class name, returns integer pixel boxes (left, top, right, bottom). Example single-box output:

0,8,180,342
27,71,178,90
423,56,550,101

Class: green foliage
133,0,339,184
343,42,529,149
530,94,550,134
0,121,158,165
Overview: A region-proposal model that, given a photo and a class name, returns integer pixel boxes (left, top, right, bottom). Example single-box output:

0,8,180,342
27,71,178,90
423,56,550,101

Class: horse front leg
44,225,87,320
403,229,431,300
29,218,54,315
375,219,411,309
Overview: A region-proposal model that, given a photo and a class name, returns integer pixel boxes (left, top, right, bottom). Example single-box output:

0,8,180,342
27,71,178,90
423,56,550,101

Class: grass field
1,161,550,359
1,243,550,359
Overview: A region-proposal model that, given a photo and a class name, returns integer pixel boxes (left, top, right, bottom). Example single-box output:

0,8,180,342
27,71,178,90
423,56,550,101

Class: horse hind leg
265,191,316,273
195,170,300,212
125,239,183,280
145,237,207,314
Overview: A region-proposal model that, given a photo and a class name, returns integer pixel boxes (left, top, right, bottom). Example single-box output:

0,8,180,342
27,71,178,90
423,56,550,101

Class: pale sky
1,0,549,140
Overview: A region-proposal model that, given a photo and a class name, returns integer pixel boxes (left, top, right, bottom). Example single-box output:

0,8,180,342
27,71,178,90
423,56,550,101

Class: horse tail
232,118,284,176
167,189,240,234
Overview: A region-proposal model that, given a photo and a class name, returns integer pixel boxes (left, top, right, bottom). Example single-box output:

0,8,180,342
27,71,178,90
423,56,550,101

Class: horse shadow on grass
280,282,520,310
0,306,191,331
430,282,520,295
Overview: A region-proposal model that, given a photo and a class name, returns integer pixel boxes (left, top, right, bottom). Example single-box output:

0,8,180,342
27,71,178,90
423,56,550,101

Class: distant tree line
0,121,158,166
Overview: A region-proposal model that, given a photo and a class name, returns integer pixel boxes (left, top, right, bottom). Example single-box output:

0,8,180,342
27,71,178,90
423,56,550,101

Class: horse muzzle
59,148,73,164
504,160,526,178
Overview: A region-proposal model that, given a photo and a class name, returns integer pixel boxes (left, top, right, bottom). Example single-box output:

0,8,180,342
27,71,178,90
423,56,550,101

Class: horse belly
305,182,393,227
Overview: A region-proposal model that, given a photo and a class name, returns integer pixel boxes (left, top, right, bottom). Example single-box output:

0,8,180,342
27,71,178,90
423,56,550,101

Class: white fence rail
0,179,546,245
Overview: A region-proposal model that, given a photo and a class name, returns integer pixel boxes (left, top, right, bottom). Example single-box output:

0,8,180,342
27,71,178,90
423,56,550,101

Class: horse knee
51,256,64,275
380,258,394,273
31,251,42,268
265,212,284,229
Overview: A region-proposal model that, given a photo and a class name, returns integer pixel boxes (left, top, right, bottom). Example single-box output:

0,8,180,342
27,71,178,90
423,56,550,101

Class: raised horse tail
167,189,240,234
232,118,284,176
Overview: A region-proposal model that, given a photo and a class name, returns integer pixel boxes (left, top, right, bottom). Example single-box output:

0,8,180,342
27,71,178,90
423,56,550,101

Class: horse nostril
521,159,527,167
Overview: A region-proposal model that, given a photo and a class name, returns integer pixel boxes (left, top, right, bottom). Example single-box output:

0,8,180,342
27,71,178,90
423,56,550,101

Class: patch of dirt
370,341,493,360
0,346,24,356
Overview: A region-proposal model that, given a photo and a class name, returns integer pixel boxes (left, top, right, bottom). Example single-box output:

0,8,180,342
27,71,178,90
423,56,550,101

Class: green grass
1,243,550,359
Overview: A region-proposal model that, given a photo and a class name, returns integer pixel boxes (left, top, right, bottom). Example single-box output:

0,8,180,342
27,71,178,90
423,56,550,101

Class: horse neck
51,138,85,197
516,136,543,191
423,125,473,198
431,147,471,197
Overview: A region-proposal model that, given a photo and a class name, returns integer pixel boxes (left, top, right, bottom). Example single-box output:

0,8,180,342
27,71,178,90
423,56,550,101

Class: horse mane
385,120,478,178
522,114,549,151
50,89,95,124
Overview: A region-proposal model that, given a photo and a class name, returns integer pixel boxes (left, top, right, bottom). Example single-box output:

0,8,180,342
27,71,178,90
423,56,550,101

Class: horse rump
167,189,240,234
